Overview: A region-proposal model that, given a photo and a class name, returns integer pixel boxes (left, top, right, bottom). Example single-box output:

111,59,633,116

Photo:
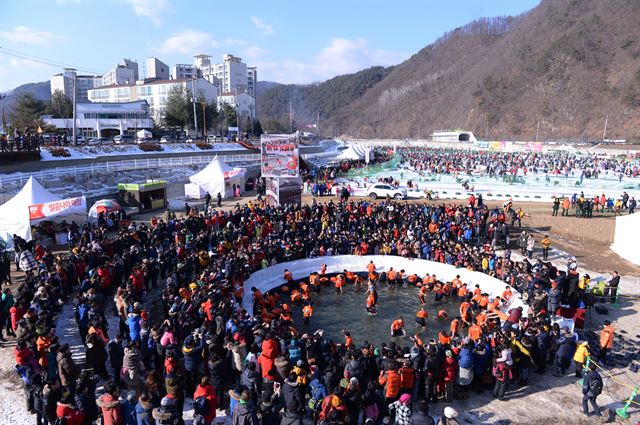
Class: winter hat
160,396,174,407
399,393,412,405
444,407,458,419
127,391,137,402
349,377,359,386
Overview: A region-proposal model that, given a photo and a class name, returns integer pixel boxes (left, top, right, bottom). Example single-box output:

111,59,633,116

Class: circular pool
242,255,526,344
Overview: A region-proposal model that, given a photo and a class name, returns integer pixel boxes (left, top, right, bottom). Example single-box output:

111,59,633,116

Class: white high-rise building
102,58,139,87
213,54,248,94
172,64,196,80
247,66,257,98
193,54,212,70
146,57,170,80
50,71,102,102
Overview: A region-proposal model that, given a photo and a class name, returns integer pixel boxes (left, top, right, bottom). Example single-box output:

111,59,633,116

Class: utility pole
316,111,319,137
65,68,77,146
535,120,540,142
191,77,198,137
602,114,608,141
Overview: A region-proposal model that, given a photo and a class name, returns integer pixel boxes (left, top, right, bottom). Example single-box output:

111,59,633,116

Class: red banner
29,196,86,220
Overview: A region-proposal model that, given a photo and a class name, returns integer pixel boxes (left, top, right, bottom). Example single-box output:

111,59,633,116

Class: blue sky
0,0,539,91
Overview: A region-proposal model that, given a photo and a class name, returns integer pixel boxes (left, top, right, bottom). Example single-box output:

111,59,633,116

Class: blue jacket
135,400,154,425
127,314,142,341
122,401,138,425
457,348,473,369
182,337,205,373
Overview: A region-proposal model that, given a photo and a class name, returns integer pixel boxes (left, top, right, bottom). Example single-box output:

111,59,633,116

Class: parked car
87,137,109,145
160,136,177,143
113,134,134,144
75,135,86,144
367,184,407,200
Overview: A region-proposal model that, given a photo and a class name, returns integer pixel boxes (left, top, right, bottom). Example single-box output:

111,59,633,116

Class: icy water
341,166,640,198
290,282,460,347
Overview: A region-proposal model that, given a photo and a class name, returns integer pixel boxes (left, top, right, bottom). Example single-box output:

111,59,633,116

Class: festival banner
261,133,299,178
29,196,86,220
489,141,501,151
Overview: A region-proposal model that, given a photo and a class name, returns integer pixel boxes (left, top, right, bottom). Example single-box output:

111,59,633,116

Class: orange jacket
600,325,614,349
468,324,482,341
378,370,401,398
399,366,415,389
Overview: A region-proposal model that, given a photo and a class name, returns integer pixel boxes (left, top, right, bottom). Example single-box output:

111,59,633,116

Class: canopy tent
0,177,60,249
88,199,122,223
137,129,152,140
610,213,640,265
337,144,374,161
186,157,245,199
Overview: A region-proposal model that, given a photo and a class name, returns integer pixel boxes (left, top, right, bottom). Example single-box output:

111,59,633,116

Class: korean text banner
29,196,86,220
261,134,299,178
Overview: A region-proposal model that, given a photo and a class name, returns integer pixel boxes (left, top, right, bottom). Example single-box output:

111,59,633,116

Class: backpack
193,396,209,416
589,374,603,396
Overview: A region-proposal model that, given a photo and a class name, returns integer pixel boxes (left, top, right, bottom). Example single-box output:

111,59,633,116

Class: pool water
288,281,461,347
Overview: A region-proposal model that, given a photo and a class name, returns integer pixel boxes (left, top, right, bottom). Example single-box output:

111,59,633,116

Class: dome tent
88,199,122,223
0,177,60,249
185,157,245,199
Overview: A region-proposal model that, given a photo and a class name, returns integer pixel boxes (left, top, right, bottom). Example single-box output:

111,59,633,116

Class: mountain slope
0,81,51,121
257,66,392,126
323,0,640,140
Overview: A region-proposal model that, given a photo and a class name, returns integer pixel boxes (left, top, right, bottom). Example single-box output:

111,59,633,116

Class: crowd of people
0,186,622,425
398,148,640,180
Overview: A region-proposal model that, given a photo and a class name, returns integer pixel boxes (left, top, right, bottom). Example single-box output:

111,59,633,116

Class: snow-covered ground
40,143,248,161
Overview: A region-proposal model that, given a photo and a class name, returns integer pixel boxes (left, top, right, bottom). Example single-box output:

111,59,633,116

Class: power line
0,47,105,75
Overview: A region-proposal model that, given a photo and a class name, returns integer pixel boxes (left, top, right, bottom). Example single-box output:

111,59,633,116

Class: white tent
337,144,373,161
0,177,61,249
610,213,640,265
137,129,152,140
185,157,245,199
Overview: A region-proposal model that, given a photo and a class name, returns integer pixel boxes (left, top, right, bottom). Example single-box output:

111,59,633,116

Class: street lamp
191,77,198,136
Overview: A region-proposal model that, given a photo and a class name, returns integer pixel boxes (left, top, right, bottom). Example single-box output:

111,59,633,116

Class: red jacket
97,393,123,425
193,384,218,422
56,403,85,425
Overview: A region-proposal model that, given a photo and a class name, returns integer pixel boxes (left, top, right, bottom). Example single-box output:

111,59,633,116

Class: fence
0,153,261,189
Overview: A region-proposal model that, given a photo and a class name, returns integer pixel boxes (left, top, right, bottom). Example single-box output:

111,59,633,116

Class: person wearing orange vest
437,310,448,320
391,317,405,337
468,321,483,341
366,289,378,315
502,286,513,302
438,330,452,345
367,261,376,274
320,264,327,275
598,320,614,362
343,330,353,348
450,317,461,337
378,368,401,403
415,307,428,327
398,360,415,395
302,304,313,325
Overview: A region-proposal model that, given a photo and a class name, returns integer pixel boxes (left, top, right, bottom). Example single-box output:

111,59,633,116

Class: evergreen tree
163,85,190,130
253,119,264,137
45,90,73,118
9,92,46,131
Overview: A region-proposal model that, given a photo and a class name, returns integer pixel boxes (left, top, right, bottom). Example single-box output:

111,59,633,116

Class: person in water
391,317,406,337
366,288,378,315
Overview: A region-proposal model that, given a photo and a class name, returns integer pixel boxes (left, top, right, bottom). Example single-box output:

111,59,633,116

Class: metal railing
0,153,261,188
